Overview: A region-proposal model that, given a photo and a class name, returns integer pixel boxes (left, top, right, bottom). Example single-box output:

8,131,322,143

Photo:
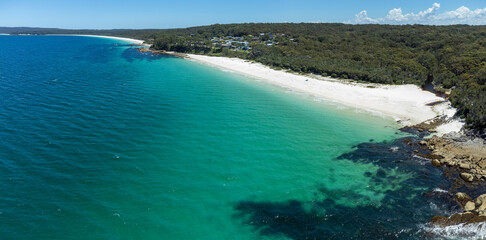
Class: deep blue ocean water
0,35,469,239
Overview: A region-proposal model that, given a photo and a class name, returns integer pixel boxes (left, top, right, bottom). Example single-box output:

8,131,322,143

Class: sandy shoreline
186,54,462,133
32,34,145,44
64,35,145,44
0,33,146,45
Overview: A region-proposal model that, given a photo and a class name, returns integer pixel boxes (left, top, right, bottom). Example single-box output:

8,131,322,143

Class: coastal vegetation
9,23,486,133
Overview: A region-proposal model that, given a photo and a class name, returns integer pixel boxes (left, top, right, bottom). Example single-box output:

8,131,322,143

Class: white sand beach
72,35,145,44
1,34,145,44
186,54,463,134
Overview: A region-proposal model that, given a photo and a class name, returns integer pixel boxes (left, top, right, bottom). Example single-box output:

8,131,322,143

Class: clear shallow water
0,35,461,239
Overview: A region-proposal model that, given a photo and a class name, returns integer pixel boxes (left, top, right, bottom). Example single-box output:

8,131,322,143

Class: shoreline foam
186,54,462,133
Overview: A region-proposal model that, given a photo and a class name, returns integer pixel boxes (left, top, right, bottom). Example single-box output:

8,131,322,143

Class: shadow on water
234,135,472,239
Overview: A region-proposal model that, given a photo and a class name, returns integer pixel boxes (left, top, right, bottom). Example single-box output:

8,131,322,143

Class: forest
9,23,486,134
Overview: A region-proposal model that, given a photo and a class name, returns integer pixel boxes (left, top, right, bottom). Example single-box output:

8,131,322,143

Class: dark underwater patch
234,136,463,239
121,47,175,62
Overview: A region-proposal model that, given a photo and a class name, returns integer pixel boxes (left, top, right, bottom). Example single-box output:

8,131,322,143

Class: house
234,41,249,46
222,41,233,47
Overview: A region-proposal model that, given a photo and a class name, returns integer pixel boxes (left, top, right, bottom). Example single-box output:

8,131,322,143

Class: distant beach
0,33,147,45
70,35,145,44
29,34,146,45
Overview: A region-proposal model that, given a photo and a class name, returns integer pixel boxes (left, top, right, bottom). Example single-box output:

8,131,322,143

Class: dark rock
431,159,441,167
460,172,474,182
418,153,443,160
430,215,449,226
431,212,486,227
402,138,412,145
455,192,472,207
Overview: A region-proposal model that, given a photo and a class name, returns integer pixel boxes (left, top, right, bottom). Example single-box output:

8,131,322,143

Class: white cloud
348,3,486,25
354,10,379,24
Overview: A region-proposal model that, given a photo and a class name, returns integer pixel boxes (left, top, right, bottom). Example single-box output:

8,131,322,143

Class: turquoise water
0,36,455,239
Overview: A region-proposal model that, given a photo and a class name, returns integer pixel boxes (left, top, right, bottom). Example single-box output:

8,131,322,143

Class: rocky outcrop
424,136,486,182
431,212,486,226
409,116,446,133
137,48,188,58
431,192,486,226
422,134,486,226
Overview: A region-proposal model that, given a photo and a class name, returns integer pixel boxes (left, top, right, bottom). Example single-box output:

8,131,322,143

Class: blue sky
1,0,486,29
